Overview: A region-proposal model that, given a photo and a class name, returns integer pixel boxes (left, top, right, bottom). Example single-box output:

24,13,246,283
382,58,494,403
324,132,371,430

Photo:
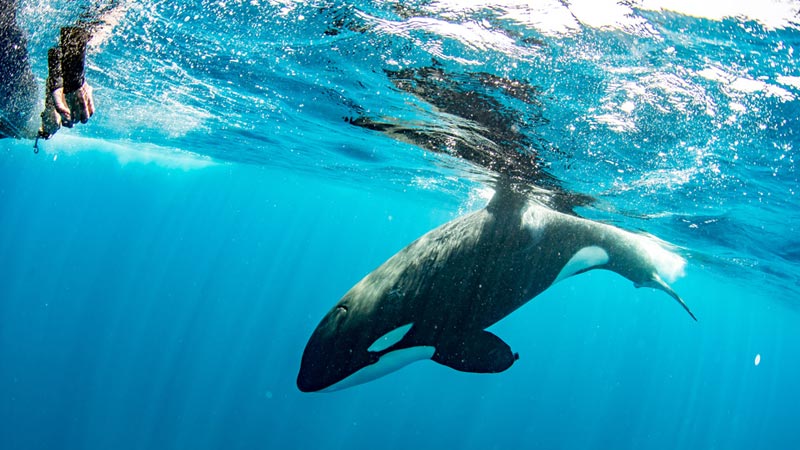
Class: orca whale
297,185,694,393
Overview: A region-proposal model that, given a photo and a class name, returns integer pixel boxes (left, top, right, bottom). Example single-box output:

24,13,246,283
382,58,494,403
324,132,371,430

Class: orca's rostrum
297,185,695,393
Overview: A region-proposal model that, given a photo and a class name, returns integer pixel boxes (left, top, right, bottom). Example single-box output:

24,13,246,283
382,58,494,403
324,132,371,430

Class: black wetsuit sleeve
46,47,63,91
60,26,89,93
1,0,37,139
0,0,29,80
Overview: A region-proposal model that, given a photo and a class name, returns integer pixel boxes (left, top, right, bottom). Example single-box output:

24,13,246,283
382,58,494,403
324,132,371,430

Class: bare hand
39,87,68,138
65,82,95,125
39,82,95,139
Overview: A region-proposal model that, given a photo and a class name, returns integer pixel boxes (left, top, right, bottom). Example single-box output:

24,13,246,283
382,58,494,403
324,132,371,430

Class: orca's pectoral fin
432,330,518,373
638,274,697,321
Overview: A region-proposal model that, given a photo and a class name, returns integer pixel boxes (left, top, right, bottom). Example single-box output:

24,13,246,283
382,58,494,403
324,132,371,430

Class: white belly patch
554,246,610,283
321,346,436,392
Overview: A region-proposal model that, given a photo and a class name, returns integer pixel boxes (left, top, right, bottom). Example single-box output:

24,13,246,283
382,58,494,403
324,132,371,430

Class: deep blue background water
3,1,800,449
2,139,799,450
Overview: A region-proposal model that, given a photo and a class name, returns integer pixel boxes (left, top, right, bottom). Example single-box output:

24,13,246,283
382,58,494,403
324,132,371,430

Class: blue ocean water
2,1,800,449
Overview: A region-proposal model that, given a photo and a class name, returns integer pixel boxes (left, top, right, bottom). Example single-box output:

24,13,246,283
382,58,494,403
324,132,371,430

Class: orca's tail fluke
639,274,697,321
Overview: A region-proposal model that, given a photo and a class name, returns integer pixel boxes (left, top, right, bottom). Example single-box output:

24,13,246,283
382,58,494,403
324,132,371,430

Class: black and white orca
297,185,694,392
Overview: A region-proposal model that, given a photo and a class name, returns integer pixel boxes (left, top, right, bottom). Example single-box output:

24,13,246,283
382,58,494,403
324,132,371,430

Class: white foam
777,76,800,89
638,0,800,30
424,0,800,38
568,0,651,32
698,67,795,101
497,0,581,36
358,11,535,60
41,135,215,170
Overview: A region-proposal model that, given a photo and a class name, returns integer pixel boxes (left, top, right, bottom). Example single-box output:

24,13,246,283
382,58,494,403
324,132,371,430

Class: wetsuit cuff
60,26,89,93
46,47,63,92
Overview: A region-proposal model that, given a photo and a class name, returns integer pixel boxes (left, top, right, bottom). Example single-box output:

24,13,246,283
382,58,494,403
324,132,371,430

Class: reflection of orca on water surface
297,182,695,393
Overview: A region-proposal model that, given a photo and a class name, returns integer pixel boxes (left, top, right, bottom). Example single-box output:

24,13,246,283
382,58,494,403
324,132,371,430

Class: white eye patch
554,246,609,283
368,323,413,353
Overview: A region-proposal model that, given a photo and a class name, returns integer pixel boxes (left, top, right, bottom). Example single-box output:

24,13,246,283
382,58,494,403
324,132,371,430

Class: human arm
39,25,94,139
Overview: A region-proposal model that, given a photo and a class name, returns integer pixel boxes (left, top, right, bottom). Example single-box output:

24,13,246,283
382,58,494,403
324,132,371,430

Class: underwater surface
2,0,800,449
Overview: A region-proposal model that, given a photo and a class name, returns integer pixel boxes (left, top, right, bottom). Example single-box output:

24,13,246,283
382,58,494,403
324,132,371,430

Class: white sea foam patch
358,11,536,60
777,76,800,89
565,0,652,32
429,0,580,36
428,0,650,36
427,0,799,36
638,0,800,30
42,135,216,170
697,67,795,101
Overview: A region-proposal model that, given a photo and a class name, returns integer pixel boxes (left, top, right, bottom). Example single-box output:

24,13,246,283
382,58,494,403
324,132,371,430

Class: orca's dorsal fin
486,177,529,215
432,329,518,373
